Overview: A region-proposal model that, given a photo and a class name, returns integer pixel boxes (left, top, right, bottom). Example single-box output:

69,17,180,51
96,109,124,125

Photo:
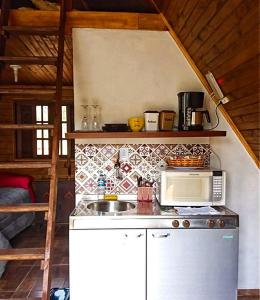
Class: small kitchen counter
70,200,238,229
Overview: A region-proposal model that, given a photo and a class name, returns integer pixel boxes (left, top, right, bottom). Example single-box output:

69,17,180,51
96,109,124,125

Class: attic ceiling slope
154,0,259,165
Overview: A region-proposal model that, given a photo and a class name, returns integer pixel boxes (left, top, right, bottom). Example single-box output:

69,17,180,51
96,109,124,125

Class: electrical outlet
221,97,230,104
119,148,128,162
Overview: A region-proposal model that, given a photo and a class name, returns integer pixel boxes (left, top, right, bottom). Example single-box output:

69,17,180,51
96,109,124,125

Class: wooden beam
0,85,73,99
7,10,166,33
0,56,57,65
150,0,259,168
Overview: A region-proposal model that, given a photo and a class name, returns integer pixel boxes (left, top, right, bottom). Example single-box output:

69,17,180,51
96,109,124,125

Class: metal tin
159,110,175,131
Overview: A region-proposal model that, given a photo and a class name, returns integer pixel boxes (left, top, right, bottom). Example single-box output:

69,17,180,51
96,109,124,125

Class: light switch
119,147,128,162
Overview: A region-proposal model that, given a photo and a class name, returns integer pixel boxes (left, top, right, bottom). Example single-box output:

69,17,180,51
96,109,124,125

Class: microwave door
164,175,212,206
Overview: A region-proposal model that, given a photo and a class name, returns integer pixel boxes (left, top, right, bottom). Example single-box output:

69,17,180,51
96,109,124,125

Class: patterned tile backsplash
75,144,211,196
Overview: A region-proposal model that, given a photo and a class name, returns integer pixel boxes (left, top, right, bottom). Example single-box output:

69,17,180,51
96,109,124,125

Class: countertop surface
71,199,237,219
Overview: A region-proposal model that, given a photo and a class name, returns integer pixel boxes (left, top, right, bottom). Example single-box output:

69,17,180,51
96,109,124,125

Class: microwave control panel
212,171,224,202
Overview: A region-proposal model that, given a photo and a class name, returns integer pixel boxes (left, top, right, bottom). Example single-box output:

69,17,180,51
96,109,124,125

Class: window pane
62,106,67,122
36,106,42,122
37,140,42,155
43,106,48,122
62,123,67,138
62,140,68,155
43,129,49,138
59,140,61,155
43,140,49,155
37,129,42,138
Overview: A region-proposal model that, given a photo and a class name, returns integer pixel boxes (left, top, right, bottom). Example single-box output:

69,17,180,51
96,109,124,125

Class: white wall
73,29,205,129
73,28,259,289
210,111,260,289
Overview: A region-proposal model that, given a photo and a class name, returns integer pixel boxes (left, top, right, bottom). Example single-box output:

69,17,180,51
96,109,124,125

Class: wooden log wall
0,86,75,180
155,0,259,162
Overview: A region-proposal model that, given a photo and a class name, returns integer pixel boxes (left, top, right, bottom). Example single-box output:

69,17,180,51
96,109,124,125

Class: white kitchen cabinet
147,228,238,300
69,229,146,300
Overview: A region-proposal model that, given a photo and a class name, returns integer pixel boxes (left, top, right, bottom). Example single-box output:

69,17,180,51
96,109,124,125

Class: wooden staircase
0,1,67,299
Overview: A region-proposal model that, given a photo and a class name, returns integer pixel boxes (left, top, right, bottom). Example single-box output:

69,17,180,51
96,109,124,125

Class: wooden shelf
66,130,226,139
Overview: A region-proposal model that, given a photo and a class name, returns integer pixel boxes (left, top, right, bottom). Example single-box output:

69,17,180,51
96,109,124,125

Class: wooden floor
0,223,258,299
0,223,69,299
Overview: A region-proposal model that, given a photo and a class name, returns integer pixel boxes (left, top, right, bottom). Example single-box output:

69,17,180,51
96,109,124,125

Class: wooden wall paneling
178,0,211,43
192,2,256,66
214,56,259,94
152,0,259,166
18,36,56,83
225,93,259,111
188,0,243,56
170,0,200,34
183,0,227,50
188,0,255,59
5,36,51,84
199,26,259,73
28,35,58,82
227,101,259,118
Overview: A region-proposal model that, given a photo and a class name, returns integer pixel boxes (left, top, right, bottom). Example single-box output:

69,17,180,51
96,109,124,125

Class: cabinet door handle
124,233,144,238
152,233,170,238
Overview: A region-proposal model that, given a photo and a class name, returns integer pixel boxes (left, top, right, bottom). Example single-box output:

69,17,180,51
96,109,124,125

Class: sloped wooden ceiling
0,0,259,164
154,0,259,163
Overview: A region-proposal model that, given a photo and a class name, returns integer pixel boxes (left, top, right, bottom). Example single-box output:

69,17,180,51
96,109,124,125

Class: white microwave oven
159,169,226,206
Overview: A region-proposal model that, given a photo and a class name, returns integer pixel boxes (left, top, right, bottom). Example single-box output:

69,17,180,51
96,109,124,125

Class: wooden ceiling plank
183,0,226,50
173,0,200,34
228,103,259,117
30,35,58,82
241,129,260,138
152,0,259,167
19,35,56,83
236,113,259,124
199,26,259,72
229,82,259,101
178,0,210,43
213,56,259,94
212,40,259,78
48,36,71,83
190,0,256,62
188,0,243,56
225,93,260,110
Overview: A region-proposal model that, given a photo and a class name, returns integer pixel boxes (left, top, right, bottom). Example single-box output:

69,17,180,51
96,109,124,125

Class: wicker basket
166,155,204,168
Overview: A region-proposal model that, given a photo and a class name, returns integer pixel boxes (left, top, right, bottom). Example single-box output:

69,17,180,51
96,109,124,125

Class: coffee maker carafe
178,92,211,131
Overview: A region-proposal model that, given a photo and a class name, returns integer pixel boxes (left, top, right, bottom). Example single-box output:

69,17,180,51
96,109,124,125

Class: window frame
15,101,74,160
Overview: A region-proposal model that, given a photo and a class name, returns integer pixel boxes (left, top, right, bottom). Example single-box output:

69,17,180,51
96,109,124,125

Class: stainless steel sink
87,200,135,213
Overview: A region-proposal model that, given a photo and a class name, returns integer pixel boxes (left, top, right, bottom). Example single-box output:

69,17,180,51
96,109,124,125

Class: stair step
0,248,45,260
0,203,49,213
0,124,54,130
0,162,52,169
0,86,56,96
2,26,59,36
0,56,57,65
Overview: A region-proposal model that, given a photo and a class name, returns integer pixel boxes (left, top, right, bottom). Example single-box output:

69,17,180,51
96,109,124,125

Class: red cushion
0,173,35,202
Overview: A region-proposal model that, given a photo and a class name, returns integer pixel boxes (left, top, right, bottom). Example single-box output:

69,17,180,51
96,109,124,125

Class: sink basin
87,200,135,213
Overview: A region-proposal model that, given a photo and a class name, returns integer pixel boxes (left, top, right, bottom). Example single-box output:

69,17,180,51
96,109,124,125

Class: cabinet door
147,229,238,300
70,229,146,300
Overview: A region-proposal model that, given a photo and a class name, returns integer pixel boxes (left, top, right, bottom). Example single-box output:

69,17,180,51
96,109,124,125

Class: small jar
159,110,175,131
144,111,159,131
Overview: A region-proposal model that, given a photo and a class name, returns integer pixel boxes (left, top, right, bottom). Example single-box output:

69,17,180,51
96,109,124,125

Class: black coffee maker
178,92,211,131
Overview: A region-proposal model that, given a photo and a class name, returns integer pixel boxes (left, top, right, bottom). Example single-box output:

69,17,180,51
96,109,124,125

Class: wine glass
90,105,101,131
81,105,89,131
